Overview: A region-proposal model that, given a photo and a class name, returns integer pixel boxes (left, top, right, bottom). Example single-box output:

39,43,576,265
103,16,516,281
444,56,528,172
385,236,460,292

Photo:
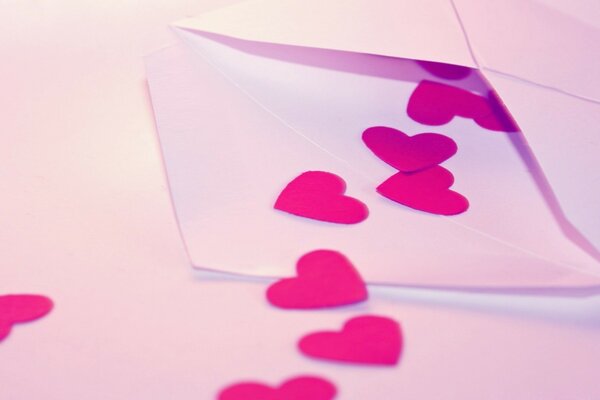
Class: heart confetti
377,166,469,215
218,375,337,400
362,126,457,172
0,294,53,341
299,315,402,366
407,80,518,132
274,171,368,224
417,60,472,80
267,249,368,309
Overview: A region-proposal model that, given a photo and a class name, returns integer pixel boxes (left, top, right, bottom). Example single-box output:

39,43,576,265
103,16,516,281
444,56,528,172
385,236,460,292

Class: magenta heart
362,126,457,172
218,375,337,400
407,80,518,132
299,315,402,366
267,249,368,309
377,166,469,215
274,171,368,224
417,60,472,80
0,294,53,341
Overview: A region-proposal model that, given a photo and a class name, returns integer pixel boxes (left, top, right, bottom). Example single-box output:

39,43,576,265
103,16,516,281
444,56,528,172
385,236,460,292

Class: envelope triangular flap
174,0,476,68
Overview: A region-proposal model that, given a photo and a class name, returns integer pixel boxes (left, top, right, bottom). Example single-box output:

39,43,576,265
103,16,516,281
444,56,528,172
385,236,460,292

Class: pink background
2,1,600,399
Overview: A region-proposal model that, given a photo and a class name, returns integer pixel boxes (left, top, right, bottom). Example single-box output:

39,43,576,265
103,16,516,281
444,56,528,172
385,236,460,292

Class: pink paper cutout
0,294,53,341
407,80,518,132
362,126,457,172
377,166,469,215
218,375,337,400
417,60,472,80
274,171,368,224
266,249,368,309
298,315,402,366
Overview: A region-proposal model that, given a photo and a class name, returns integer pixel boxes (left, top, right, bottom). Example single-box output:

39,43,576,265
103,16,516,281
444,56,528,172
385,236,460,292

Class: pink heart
267,249,368,309
407,80,518,132
274,171,368,224
0,294,53,341
299,315,402,366
377,166,469,215
417,60,472,80
218,375,337,400
362,126,457,172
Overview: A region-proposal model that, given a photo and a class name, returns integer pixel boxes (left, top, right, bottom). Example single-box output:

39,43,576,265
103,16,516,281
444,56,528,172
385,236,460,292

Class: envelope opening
175,28,484,90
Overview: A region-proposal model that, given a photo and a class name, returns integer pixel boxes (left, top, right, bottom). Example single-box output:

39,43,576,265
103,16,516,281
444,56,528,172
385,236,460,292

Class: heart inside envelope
218,376,337,400
407,80,518,132
274,171,369,224
362,126,457,172
377,166,469,216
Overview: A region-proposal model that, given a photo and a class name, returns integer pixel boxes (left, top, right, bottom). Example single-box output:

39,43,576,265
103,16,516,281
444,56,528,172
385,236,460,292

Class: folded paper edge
172,0,477,68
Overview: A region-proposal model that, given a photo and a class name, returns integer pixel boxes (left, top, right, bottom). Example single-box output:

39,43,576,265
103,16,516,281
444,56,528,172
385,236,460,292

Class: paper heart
267,249,368,309
417,60,472,80
274,171,368,224
218,375,337,400
298,315,402,366
377,166,469,215
407,80,518,132
362,126,457,172
0,294,53,341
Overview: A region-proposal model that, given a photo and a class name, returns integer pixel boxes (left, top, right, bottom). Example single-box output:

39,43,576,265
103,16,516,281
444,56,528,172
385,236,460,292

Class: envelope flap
174,0,476,68
454,0,600,101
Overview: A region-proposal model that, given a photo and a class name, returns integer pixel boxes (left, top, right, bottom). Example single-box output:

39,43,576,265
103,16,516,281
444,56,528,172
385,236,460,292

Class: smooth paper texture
174,0,475,67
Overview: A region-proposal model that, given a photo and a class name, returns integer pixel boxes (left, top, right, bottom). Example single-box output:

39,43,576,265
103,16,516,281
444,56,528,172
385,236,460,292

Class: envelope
145,0,600,291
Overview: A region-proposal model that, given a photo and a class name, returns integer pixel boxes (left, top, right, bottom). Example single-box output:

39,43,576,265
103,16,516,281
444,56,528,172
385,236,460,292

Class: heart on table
299,315,402,366
0,294,53,341
377,166,469,215
362,126,457,172
218,375,337,400
274,171,368,224
407,80,518,132
266,249,368,309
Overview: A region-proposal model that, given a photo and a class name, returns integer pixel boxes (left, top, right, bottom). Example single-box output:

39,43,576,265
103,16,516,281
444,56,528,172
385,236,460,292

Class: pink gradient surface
2,1,600,399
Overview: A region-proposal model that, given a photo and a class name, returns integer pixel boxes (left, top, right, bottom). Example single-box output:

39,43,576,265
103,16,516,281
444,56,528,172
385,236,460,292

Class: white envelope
145,0,600,291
